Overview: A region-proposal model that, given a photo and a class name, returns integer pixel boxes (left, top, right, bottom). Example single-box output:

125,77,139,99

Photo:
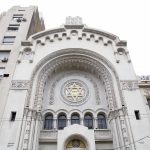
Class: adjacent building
0,6,150,150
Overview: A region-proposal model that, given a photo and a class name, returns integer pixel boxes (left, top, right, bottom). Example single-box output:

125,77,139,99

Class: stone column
108,110,125,150
53,117,57,130
81,118,84,126
94,118,98,129
17,108,28,150
28,110,36,149
32,112,41,150
67,117,71,126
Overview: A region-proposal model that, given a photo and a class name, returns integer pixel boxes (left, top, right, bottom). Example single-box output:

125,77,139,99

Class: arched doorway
66,139,86,150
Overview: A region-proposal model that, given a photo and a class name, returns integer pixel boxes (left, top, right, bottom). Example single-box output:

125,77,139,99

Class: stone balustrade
138,75,150,81
94,129,112,141
39,130,58,142
40,129,112,142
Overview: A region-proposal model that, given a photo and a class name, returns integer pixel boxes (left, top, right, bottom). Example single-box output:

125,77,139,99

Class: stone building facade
0,6,150,150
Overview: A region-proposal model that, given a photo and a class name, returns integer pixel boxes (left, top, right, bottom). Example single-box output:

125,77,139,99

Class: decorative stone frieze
11,80,30,90
94,129,112,140
40,130,58,141
120,80,139,91
108,107,127,121
144,88,150,96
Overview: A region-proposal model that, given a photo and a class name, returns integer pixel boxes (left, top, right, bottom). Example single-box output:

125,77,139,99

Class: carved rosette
49,71,100,106
120,80,139,91
61,79,89,105
11,80,30,90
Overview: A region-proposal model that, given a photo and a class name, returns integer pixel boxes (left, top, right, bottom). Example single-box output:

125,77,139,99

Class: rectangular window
0,51,10,62
147,98,150,109
135,110,140,120
18,9,25,11
10,112,16,121
8,24,19,31
12,14,23,22
3,36,16,44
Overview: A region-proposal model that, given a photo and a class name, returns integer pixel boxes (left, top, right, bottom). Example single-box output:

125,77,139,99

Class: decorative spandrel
61,79,89,105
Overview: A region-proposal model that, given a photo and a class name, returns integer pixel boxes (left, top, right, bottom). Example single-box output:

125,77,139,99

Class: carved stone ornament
25,48,125,110
65,16,82,25
61,79,89,105
33,53,117,110
144,88,150,96
11,80,30,90
120,80,139,91
49,71,100,106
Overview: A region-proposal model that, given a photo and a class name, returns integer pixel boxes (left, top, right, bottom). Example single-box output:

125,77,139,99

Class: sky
0,0,149,75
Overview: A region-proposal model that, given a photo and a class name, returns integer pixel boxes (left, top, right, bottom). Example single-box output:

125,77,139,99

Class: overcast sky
0,0,149,75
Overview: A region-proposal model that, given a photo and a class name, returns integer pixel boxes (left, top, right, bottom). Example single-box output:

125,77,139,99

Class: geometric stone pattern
120,80,139,91
11,80,30,90
61,79,89,105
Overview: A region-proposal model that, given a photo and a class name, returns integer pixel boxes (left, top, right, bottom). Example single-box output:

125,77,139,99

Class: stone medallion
61,79,89,105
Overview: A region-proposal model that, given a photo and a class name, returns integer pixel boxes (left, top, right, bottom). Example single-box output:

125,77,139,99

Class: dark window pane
58,114,67,129
3,36,16,44
135,110,140,120
84,114,93,129
97,114,107,129
44,114,53,130
10,112,16,121
71,114,80,125
147,98,150,109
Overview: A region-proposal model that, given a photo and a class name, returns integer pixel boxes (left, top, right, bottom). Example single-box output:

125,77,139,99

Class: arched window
84,113,93,129
58,113,67,129
97,113,107,129
66,139,86,149
44,114,53,130
71,113,80,125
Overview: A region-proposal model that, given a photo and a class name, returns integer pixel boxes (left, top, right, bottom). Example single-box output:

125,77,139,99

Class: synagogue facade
0,6,150,150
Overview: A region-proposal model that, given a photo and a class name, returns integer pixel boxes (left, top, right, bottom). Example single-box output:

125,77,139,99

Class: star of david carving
65,82,85,101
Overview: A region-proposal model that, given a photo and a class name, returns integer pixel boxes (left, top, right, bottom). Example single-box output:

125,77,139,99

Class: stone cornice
83,27,118,41
28,26,122,44
30,28,66,40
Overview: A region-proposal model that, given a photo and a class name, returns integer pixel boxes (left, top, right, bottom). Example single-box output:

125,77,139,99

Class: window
8,24,19,31
97,114,107,129
10,112,16,121
135,110,140,120
147,98,150,109
84,113,93,129
3,36,16,44
66,139,86,149
44,114,53,130
18,9,25,11
12,14,24,22
71,113,80,125
58,113,67,129
0,51,10,62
